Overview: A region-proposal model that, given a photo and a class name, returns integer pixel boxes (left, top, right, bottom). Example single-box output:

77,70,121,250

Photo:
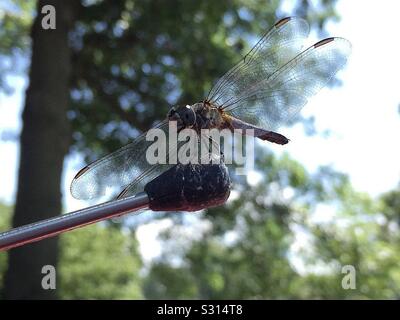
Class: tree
59,224,142,299
143,150,400,299
143,148,314,299
3,0,78,299
0,203,143,299
0,0,33,93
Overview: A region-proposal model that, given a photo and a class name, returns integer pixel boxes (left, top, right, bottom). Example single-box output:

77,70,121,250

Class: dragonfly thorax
192,102,224,131
168,103,224,132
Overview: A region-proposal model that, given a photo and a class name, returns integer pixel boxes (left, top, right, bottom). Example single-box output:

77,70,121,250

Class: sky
276,0,400,197
1,0,400,262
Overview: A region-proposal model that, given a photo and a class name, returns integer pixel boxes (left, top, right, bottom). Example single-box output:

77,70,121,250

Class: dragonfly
71,16,351,201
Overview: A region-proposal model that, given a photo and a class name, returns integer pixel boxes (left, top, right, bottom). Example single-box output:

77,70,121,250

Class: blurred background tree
59,225,143,299
2,0,78,299
1,0,399,299
0,206,143,299
142,148,400,299
0,0,33,94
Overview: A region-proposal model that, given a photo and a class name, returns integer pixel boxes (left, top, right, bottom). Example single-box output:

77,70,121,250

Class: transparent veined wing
207,17,310,107
71,120,175,200
218,37,351,131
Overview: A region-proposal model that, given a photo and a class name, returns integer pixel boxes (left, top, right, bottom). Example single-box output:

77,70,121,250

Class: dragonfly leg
209,136,225,161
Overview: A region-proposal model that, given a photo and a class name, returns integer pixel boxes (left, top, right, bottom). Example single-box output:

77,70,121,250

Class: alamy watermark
341,265,356,290
145,121,255,175
41,5,56,30
41,265,56,290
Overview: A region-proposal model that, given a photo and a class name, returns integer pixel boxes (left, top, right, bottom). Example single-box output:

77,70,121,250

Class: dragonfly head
168,105,196,129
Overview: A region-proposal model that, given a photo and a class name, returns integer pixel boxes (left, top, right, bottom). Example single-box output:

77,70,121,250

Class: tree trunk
4,0,76,299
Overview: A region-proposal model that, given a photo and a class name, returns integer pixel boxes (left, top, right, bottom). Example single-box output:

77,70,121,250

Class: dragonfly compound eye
182,107,196,127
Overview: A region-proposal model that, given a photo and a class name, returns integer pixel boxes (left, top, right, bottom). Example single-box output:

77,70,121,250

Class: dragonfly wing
207,17,310,107
116,160,175,199
221,37,351,131
116,133,186,199
71,120,172,200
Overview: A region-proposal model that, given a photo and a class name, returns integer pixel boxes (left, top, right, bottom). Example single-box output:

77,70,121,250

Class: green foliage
0,0,34,92
143,263,198,299
143,149,306,298
0,203,11,298
59,223,142,299
143,149,400,299
0,203,143,299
